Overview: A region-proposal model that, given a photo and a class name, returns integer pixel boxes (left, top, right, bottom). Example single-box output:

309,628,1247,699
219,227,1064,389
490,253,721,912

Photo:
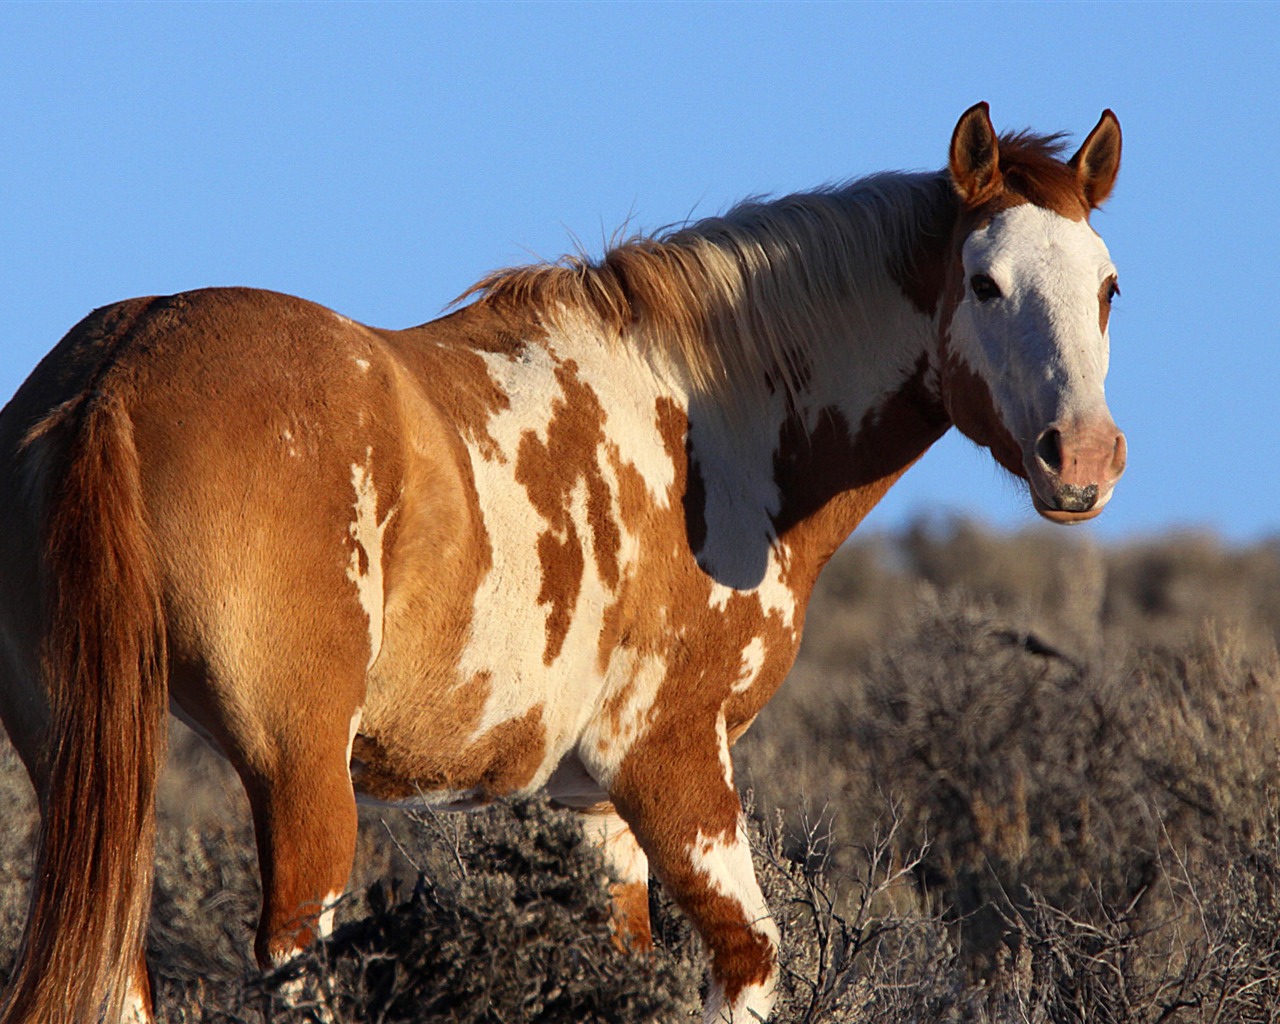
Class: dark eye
970,273,1001,303
1105,277,1121,302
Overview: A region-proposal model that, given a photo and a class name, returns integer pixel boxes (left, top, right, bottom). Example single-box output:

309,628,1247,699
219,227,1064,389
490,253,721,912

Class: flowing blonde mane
463,171,955,410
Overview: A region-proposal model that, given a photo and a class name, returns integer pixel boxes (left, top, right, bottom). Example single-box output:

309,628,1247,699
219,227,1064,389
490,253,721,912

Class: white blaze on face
954,204,1117,441
346,449,396,671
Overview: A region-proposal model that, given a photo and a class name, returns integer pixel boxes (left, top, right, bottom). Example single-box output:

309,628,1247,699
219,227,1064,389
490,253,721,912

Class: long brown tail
2,390,168,1024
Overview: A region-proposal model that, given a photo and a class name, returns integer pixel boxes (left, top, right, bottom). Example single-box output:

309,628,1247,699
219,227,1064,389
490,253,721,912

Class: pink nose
1033,420,1127,513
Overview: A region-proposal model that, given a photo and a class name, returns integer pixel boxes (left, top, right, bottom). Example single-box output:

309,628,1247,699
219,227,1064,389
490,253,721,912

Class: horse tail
2,388,168,1024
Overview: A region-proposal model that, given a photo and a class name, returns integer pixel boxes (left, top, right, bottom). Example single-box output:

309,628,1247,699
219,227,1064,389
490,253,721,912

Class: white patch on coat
318,888,343,939
457,332,679,787
687,392,786,593
715,711,734,789
353,357,371,372
689,819,780,1024
733,637,766,693
345,449,397,671
346,706,363,768
580,806,649,887
455,343,567,745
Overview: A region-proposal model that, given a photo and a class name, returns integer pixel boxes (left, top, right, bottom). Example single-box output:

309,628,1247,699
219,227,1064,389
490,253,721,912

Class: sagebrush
3,519,1279,1022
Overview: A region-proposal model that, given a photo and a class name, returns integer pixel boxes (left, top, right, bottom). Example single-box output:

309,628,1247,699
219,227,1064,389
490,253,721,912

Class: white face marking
954,204,1117,443
346,449,396,671
353,357,371,372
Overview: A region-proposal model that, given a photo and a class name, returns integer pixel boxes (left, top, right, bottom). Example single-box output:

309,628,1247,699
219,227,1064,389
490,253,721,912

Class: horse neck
675,173,957,590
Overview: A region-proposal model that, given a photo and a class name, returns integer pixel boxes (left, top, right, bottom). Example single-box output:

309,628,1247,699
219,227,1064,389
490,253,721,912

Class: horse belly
352,592,610,806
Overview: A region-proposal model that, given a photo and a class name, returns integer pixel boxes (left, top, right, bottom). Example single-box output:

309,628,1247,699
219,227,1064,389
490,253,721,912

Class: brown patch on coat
515,359,622,665
378,301,533,463
770,356,950,584
940,350,1025,480
351,672,547,801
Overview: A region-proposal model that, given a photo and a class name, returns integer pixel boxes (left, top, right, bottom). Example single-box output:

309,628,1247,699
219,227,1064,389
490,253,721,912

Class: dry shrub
4,519,1280,1022
0,740,36,990
1104,534,1280,656
288,800,701,1024
141,801,701,1024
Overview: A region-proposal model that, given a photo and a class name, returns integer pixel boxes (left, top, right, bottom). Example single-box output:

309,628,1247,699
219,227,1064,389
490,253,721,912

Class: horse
0,102,1124,1024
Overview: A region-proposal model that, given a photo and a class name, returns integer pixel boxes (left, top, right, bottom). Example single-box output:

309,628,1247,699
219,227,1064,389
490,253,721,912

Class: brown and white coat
0,104,1124,1024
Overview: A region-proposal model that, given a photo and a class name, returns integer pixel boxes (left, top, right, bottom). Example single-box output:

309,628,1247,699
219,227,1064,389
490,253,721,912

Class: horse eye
1106,278,1121,302
969,273,1001,303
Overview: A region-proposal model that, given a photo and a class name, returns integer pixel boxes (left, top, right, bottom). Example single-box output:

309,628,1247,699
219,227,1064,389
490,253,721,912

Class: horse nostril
1035,428,1063,474
1111,432,1128,478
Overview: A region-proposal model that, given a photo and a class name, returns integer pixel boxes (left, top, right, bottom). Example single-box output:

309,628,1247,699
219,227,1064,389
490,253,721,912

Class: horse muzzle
1026,418,1127,524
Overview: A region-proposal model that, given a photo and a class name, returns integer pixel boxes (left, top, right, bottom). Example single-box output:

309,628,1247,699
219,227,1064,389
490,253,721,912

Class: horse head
939,102,1126,523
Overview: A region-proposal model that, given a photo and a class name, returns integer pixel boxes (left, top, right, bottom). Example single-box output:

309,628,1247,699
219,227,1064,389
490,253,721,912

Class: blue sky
2,3,1276,543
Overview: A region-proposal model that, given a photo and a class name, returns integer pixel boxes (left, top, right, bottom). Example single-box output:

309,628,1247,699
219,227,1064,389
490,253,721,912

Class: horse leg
608,723,779,1023
578,802,652,952
235,717,359,972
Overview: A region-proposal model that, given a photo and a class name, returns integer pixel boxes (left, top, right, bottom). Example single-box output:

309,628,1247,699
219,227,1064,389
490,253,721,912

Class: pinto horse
0,103,1124,1024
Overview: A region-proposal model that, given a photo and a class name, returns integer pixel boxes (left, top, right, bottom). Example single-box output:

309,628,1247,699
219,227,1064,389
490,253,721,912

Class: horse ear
1070,110,1122,208
950,102,1002,207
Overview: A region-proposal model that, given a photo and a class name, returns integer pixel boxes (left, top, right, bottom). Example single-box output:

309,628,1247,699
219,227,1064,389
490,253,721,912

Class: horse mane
462,131,1081,411
994,129,1088,216
461,172,954,411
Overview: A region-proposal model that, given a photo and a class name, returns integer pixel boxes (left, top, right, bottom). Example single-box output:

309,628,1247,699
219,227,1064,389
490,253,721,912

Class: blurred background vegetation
4,518,1280,1022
